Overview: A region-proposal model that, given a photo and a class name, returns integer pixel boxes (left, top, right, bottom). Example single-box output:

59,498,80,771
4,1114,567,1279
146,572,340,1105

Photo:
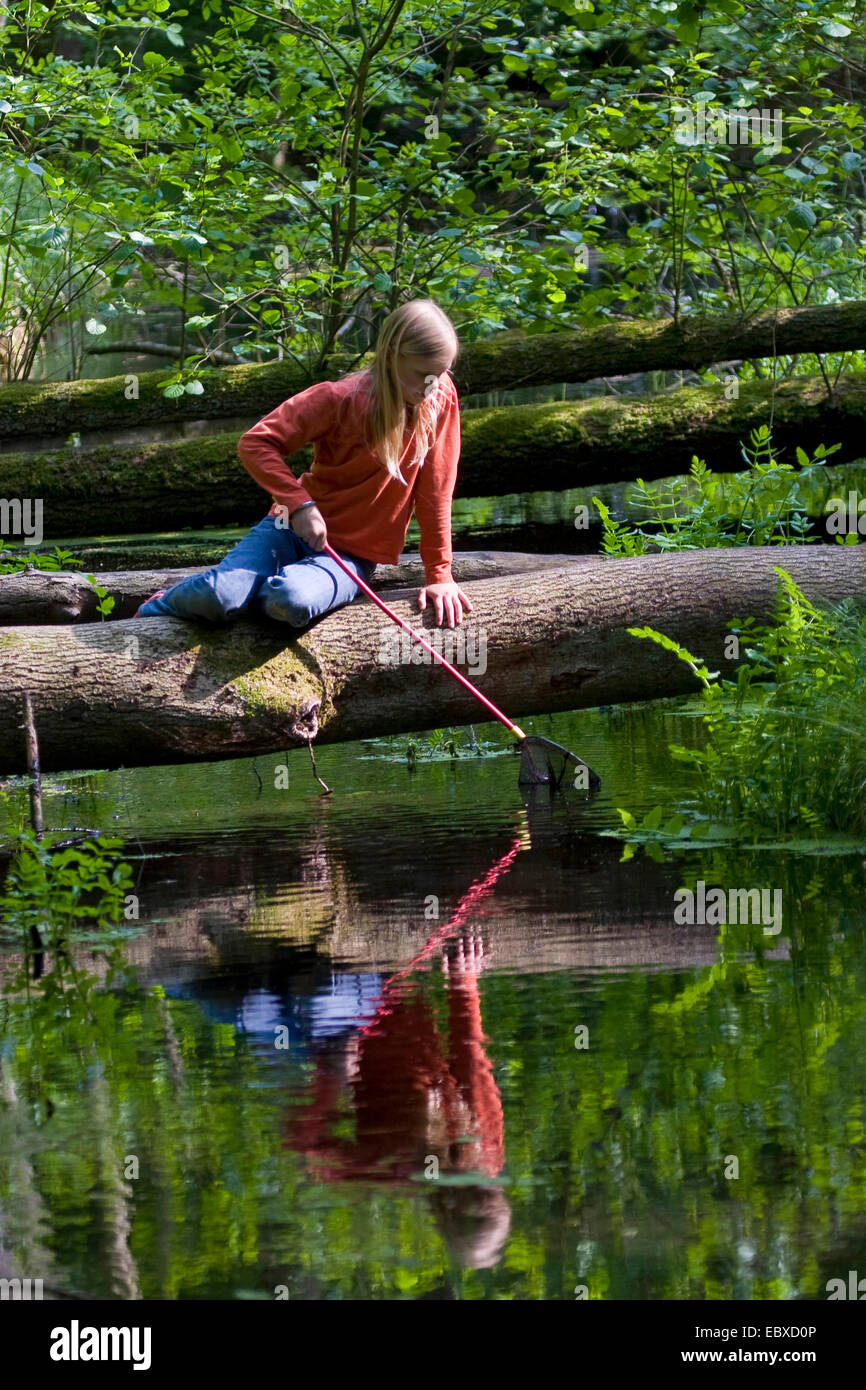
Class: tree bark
0,551,586,624
0,547,861,776
3,300,866,439
2,373,865,538
82,340,240,366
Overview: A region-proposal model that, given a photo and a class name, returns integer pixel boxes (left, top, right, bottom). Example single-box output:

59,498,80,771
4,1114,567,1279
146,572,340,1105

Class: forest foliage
1,0,864,383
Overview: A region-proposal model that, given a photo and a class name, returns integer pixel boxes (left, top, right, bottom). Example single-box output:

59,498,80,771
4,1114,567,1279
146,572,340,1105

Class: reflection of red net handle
358,836,523,1036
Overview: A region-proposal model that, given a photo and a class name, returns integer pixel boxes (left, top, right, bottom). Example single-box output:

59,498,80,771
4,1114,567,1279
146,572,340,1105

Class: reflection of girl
286,933,511,1270
137,300,473,631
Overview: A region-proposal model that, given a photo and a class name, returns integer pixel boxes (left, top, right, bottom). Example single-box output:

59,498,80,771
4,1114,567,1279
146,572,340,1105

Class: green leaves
594,432,827,557
0,543,78,575
217,135,243,163
819,20,851,38
616,568,866,845
788,201,816,230
626,625,717,688
675,4,703,45
0,831,134,945
2,0,865,374
86,574,116,619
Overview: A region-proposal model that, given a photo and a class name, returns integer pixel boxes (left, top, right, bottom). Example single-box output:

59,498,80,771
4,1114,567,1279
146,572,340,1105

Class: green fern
593,430,838,556
622,572,866,839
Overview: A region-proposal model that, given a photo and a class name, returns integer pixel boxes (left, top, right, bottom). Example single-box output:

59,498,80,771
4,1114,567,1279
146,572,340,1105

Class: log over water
0,547,862,776
3,373,866,538
0,552,586,624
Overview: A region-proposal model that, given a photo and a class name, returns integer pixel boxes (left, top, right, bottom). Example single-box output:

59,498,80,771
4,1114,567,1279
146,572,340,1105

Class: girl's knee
259,575,322,627
179,572,252,622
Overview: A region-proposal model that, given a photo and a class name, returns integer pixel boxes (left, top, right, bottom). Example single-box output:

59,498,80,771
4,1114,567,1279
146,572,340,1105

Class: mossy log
0,551,586,624
0,546,862,776
2,373,866,538
2,299,866,439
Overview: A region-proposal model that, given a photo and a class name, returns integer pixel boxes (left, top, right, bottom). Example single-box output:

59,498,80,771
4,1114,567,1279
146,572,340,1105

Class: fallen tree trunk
3,373,865,538
3,300,866,440
0,551,586,624
83,339,240,366
0,547,862,776
24,519,604,574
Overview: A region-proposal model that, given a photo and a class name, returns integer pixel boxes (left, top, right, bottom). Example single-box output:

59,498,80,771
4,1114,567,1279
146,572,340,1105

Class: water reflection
2,706,866,1299
284,841,521,1269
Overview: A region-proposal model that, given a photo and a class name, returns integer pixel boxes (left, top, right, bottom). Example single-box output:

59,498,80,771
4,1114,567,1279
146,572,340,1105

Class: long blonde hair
350,300,459,483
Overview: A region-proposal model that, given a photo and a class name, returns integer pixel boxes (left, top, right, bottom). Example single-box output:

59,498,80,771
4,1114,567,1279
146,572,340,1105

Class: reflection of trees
90,1064,141,1301
0,1056,59,1295
0,950,144,1299
0,836,864,1298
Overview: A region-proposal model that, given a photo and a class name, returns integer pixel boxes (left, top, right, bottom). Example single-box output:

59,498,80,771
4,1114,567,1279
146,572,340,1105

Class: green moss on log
0,360,343,440
234,661,317,717
0,432,299,533
187,624,321,718
5,301,866,439
3,372,866,539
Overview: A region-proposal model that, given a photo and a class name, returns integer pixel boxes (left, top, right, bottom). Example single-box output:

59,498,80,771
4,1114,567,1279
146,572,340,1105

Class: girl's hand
417,581,474,628
291,503,327,550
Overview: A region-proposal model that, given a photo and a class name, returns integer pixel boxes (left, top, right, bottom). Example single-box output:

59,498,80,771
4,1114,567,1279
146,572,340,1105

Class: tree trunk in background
2,299,866,439
0,551,587,624
2,373,865,538
0,547,862,776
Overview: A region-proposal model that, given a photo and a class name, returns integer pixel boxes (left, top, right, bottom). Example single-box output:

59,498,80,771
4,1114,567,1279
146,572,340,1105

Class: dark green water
1,702,866,1301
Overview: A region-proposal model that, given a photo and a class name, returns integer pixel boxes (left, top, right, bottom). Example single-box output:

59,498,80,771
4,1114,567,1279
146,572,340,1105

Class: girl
137,299,474,630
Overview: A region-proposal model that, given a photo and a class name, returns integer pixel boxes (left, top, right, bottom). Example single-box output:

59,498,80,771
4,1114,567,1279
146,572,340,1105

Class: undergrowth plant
367,726,497,767
0,833,135,947
594,429,841,555
620,570,866,841
86,574,116,620
0,542,78,574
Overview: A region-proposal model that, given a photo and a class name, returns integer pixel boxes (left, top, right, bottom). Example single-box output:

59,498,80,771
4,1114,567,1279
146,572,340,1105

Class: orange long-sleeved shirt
236,372,460,585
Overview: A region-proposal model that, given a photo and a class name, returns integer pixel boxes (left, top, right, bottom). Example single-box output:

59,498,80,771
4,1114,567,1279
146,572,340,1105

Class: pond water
1,701,865,1301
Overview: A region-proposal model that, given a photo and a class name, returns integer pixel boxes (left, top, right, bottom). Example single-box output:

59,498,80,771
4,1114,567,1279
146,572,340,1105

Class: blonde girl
137,299,473,630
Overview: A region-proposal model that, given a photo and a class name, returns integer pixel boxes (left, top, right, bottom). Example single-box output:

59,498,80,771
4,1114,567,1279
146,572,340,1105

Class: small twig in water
22,692,43,838
306,737,332,795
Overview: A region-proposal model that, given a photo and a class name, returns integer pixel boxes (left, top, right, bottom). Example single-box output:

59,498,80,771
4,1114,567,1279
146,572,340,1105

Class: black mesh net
517,737,601,793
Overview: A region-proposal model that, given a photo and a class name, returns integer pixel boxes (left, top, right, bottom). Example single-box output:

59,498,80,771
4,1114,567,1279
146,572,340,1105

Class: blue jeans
138,516,377,627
